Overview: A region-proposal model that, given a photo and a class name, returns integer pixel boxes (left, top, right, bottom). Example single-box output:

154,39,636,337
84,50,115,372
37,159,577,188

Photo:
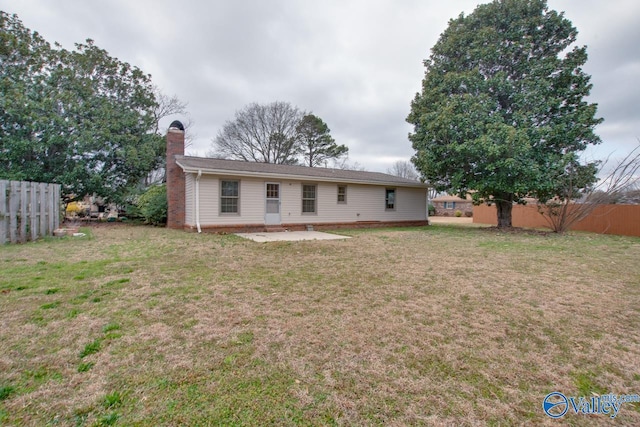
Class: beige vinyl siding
280,182,426,224
196,176,264,226
185,173,195,226
190,175,427,226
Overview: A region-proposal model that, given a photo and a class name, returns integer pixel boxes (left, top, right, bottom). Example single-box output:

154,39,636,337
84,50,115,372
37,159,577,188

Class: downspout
195,170,202,233
426,188,431,226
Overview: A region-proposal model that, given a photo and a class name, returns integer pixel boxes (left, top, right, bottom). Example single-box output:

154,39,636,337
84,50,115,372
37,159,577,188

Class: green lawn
1,224,639,426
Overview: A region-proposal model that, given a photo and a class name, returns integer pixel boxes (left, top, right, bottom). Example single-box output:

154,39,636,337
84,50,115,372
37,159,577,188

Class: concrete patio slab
236,231,351,242
429,217,473,224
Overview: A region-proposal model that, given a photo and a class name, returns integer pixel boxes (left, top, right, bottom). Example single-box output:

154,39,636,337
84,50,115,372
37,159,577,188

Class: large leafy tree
0,12,181,202
407,0,602,228
0,12,53,182
296,114,347,167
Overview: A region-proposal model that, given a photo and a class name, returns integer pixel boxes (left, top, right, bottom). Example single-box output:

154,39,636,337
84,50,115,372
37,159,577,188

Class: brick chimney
166,121,185,229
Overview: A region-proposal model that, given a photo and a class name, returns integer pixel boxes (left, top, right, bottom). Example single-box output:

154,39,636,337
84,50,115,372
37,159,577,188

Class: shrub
120,188,144,220
136,185,167,225
66,201,85,218
465,211,473,218
455,210,463,217
428,204,436,216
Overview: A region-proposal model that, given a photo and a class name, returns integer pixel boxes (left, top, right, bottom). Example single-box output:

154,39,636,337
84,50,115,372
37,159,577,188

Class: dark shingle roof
432,195,470,202
175,156,427,188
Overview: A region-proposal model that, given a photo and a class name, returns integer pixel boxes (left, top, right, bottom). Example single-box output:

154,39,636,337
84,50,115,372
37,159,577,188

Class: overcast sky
2,0,639,172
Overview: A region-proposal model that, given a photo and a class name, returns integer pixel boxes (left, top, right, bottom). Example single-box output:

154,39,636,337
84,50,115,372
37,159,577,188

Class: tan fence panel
474,204,640,237
571,205,640,237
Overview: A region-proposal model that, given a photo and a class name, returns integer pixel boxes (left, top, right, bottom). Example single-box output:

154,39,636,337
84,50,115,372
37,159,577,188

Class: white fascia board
176,162,428,189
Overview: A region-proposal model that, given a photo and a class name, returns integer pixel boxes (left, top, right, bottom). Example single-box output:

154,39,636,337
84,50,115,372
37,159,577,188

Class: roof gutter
195,170,202,233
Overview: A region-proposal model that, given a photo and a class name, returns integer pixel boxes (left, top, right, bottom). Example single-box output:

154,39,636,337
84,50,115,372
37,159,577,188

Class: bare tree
619,188,640,204
387,160,419,180
538,143,640,233
330,157,366,171
131,90,191,187
152,89,188,132
211,101,304,164
427,188,439,201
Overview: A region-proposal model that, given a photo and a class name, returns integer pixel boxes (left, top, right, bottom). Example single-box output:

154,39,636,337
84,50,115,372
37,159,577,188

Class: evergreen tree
296,114,347,167
407,0,602,228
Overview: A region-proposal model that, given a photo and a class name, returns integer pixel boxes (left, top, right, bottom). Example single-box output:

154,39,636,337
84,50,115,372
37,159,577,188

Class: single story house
166,124,430,232
431,195,473,216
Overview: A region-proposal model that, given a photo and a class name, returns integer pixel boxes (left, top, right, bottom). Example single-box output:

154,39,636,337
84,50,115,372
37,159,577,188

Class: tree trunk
495,199,513,229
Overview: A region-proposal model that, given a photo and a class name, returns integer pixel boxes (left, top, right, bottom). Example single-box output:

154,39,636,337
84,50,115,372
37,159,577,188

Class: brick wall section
166,128,185,229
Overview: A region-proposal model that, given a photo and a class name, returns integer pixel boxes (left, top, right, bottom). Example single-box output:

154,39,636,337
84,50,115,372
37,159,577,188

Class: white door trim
265,182,281,225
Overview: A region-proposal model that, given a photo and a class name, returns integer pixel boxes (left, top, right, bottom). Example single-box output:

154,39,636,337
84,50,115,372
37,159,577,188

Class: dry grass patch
0,224,639,425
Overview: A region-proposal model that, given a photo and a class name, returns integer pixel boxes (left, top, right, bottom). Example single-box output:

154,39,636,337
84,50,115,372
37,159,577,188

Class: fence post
48,183,56,236
39,182,47,238
19,181,28,243
30,182,38,241
9,181,19,243
54,184,61,233
0,180,7,245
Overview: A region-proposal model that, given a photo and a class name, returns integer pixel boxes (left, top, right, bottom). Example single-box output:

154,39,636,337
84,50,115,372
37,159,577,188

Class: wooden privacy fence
473,203,640,237
0,180,61,244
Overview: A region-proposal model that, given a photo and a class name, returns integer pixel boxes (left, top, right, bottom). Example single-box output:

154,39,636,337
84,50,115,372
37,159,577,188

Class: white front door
265,182,281,225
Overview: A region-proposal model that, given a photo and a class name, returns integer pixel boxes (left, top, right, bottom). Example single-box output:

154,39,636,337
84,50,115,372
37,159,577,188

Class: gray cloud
2,0,638,171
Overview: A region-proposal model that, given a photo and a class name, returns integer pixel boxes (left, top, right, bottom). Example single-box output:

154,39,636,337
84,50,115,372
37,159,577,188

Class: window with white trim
220,180,239,214
337,185,347,204
385,188,396,210
302,184,317,214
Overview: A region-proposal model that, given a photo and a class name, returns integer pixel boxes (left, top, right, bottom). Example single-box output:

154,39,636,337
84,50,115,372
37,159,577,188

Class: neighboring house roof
432,195,471,202
175,156,429,189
